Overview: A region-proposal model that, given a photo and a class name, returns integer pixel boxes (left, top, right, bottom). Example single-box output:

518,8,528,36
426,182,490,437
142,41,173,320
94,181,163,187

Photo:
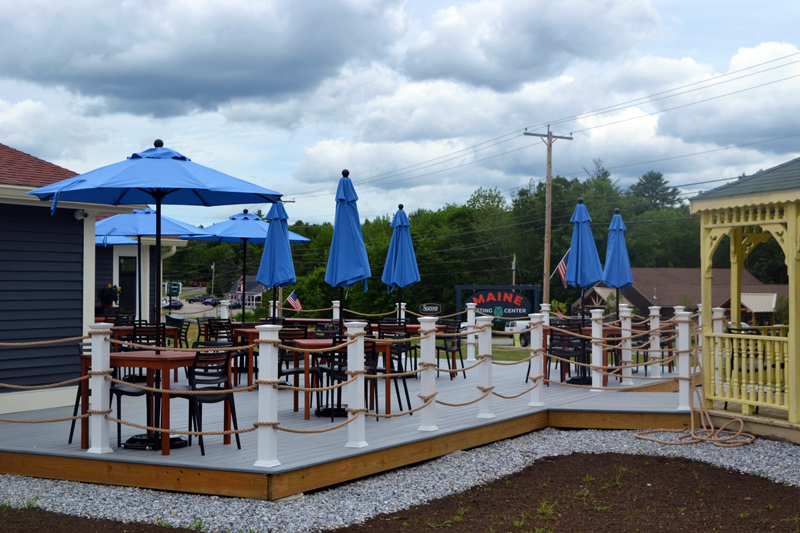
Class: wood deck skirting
0,408,697,500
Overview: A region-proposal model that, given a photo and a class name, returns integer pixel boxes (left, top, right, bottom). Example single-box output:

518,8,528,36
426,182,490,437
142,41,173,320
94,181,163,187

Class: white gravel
1,428,798,532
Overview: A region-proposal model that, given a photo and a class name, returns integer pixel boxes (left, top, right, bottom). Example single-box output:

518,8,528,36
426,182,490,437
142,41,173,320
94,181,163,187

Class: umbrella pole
616,287,620,321
242,239,248,318
272,286,277,319
340,286,345,333
137,236,142,321
154,194,163,353
581,287,587,380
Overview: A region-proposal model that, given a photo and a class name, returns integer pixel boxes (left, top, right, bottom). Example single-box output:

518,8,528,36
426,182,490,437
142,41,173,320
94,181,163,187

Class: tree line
164,164,786,316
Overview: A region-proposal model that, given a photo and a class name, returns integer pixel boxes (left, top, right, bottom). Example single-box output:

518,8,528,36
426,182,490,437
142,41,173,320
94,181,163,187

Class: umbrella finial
398,204,404,210
243,209,248,214
342,169,350,178
577,197,584,204
154,139,164,148
614,208,620,214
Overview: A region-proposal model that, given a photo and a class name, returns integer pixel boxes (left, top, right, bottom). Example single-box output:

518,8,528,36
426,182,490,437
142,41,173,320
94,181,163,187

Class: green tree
628,171,680,209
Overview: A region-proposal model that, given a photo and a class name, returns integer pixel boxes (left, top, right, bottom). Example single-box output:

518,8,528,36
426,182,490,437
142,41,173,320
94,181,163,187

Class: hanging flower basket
97,284,121,307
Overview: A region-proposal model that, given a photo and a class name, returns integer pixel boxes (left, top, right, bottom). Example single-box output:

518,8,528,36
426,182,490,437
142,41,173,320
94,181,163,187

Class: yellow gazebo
691,156,800,422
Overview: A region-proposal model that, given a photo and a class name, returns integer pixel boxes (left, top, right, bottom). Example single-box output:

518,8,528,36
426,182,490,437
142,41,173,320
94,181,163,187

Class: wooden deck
0,363,700,500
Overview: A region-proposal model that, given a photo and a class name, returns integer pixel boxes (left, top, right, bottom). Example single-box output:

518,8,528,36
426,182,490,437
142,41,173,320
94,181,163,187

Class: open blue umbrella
381,204,420,318
96,207,210,319
564,198,603,384
256,202,299,316
185,209,309,309
325,169,371,330
602,208,633,319
95,235,137,246
28,139,282,329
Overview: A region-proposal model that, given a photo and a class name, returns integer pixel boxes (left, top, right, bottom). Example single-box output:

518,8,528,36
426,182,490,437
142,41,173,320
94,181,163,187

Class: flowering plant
97,284,121,305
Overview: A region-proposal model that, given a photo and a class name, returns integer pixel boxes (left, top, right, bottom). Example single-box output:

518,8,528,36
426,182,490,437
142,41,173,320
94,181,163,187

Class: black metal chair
170,350,241,455
277,325,309,383
435,319,465,379
546,324,586,384
309,333,349,421
376,321,414,412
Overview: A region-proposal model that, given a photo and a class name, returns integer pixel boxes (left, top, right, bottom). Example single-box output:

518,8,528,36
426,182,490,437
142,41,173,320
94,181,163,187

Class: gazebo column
786,204,800,423
729,226,744,327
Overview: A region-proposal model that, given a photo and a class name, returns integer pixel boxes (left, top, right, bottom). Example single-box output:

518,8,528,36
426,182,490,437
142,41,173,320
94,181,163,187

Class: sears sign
466,290,532,319
419,303,442,315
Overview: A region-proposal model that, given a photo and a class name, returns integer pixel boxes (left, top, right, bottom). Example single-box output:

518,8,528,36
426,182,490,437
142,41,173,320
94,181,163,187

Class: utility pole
211,262,215,296
524,126,572,304
511,253,517,286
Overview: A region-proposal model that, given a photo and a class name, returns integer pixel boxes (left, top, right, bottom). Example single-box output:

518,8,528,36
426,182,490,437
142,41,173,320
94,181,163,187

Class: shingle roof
692,156,800,201
0,142,78,187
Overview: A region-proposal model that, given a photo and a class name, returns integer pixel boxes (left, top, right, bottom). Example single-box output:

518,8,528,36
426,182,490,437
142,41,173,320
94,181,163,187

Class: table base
315,405,349,419
122,434,188,451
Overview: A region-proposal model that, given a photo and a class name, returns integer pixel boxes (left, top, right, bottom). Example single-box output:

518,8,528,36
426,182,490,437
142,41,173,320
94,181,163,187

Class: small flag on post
286,291,302,311
556,249,570,289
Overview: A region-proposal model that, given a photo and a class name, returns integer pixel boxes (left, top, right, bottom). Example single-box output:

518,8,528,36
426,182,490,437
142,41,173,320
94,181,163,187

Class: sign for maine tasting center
466,290,532,319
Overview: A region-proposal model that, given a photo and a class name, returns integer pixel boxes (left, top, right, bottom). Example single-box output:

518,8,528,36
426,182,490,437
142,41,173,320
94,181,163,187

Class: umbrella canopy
564,198,603,289
256,202,298,315
95,207,209,319
602,209,633,289
325,170,371,290
95,235,137,246
28,139,282,326
381,204,421,319
186,209,309,309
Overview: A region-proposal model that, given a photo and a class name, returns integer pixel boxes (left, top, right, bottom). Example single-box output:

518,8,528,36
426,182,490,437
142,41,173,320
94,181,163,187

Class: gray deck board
0,362,684,474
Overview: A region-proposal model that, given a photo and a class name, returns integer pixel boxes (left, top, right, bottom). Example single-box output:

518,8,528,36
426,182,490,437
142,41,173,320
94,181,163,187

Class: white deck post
673,305,685,316
465,303,477,362
676,311,692,411
88,323,112,454
399,302,406,321
620,305,633,386
540,303,551,326
649,306,662,379
220,301,230,320
476,316,495,419
345,322,368,448
712,307,725,397
417,316,439,431
528,313,545,406
590,309,604,391
254,324,282,467
332,300,340,322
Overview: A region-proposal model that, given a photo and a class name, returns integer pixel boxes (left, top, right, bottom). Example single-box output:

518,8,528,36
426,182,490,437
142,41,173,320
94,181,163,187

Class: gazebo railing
704,332,790,413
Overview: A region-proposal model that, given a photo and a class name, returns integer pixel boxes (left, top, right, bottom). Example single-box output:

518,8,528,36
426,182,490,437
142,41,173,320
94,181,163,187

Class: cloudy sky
2,0,799,227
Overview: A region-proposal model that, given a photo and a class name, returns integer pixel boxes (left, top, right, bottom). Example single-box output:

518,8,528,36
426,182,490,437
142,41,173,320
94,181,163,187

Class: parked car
185,295,204,303
504,320,530,347
162,300,184,310
202,297,221,306
229,300,242,309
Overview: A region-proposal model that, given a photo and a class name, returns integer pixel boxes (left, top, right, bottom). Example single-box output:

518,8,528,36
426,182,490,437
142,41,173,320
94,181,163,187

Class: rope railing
0,334,90,347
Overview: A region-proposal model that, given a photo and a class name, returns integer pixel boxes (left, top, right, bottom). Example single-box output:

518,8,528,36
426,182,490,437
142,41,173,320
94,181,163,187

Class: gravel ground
1,428,798,532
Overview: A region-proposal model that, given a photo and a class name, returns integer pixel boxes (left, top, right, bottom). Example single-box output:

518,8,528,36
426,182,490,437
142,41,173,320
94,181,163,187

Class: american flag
285,291,302,311
556,249,570,288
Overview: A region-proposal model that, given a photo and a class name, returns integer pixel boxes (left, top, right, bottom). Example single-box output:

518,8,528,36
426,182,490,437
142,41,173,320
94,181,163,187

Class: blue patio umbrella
602,208,633,319
95,235,137,246
256,202,300,316
28,139,282,331
564,198,603,384
185,209,309,309
381,204,420,318
96,207,210,319
325,170,371,329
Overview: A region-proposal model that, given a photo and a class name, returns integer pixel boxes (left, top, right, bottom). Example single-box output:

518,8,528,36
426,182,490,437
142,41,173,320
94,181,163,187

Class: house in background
573,267,786,322
226,275,266,307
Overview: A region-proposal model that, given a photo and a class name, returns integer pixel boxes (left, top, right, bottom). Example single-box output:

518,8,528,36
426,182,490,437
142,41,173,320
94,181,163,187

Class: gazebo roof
692,156,800,202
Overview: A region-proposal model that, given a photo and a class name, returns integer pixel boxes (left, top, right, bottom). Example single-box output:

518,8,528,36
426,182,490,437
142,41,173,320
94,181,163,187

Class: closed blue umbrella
602,208,633,319
185,209,309,309
256,202,299,316
381,204,420,318
96,207,210,319
325,170,371,329
564,198,603,384
28,139,282,331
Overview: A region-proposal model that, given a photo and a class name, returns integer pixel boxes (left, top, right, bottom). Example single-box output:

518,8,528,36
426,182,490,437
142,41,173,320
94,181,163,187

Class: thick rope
0,374,90,390
0,335,91,347
436,387,491,407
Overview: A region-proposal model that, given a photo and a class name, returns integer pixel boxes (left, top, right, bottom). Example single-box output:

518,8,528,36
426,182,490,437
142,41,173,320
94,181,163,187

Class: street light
211,262,215,296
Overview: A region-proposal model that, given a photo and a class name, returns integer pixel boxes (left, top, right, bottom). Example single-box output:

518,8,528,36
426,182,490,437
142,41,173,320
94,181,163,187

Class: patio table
284,338,394,420
80,350,231,455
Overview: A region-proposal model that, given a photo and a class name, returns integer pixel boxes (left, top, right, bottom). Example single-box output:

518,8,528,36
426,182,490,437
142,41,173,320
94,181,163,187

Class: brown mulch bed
2,453,800,532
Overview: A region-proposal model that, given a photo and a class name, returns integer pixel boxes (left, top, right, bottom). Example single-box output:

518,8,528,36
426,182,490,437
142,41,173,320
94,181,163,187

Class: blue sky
1,0,798,227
